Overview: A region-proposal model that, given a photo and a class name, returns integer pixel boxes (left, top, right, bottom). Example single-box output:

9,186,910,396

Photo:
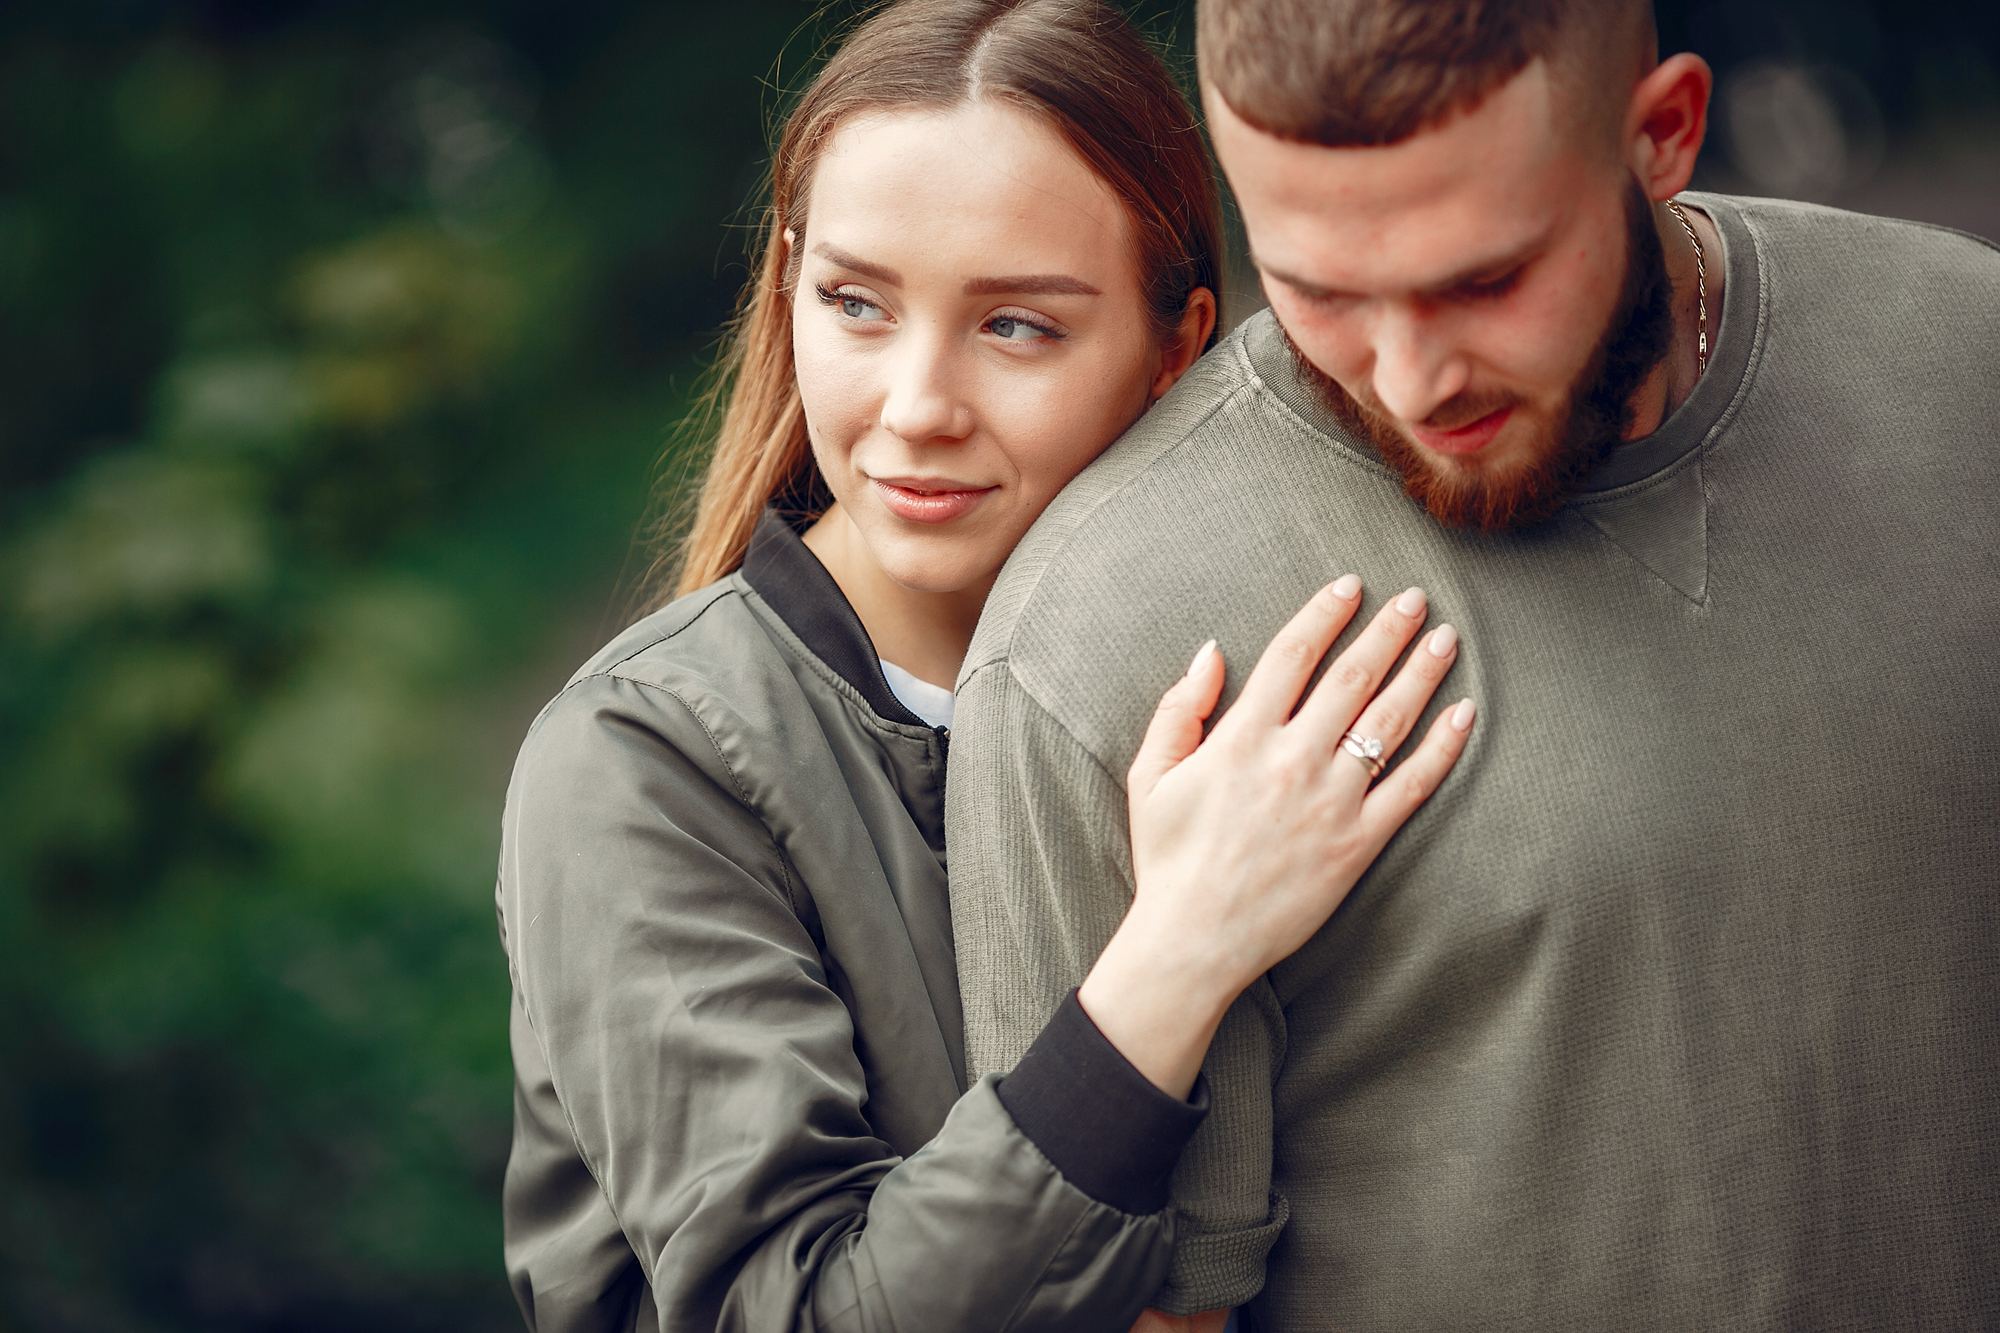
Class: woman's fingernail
1395,587,1426,617
1187,639,1218,676
1450,698,1476,731
1331,573,1361,600
1427,623,1457,657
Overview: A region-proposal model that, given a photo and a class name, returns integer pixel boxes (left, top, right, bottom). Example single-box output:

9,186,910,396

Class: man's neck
1626,199,1725,441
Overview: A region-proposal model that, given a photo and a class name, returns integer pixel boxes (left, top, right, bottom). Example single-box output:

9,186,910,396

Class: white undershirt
879,660,955,731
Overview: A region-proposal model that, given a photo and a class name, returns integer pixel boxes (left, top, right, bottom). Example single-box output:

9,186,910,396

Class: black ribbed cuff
996,990,1210,1215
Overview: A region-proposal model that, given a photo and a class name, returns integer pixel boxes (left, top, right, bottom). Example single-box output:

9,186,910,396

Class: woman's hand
1078,578,1474,1098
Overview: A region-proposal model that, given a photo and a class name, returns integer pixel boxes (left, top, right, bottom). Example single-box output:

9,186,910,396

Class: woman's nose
879,331,975,444
1369,307,1471,427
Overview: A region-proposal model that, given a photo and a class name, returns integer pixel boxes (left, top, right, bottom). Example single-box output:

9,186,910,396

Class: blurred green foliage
0,2,801,1326
1,0,1991,1329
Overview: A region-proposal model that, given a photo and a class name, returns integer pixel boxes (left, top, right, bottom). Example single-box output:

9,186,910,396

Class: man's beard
1295,182,1674,531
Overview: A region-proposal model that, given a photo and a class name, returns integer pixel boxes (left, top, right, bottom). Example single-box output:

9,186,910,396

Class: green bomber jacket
497,511,1206,1332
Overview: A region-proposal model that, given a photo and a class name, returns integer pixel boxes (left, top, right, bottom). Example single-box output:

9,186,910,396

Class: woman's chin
827,504,995,592
872,542,1004,598
883,561,995,597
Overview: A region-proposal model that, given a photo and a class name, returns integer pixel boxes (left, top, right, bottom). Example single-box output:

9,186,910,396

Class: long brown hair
655,0,1224,604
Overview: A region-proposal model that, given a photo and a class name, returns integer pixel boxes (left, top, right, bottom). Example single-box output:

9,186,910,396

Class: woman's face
791,100,1193,595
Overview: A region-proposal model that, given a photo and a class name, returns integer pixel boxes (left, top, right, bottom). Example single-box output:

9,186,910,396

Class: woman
497,2,1476,1330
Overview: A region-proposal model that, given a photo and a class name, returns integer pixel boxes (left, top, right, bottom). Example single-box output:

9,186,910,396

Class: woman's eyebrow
964,274,1102,296
813,242,902,286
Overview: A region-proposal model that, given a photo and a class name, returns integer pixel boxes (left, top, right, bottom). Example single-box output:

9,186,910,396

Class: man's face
1209,60,1669,529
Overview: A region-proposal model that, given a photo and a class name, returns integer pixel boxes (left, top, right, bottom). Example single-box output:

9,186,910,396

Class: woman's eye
987,315,1055,342
817,283,888,322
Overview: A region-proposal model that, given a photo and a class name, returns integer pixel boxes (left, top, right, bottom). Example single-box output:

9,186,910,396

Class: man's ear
1151,287,1219,401
1626,53,1713,201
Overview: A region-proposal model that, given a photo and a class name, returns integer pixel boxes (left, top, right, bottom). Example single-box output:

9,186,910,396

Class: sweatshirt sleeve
498,670,1203,1333
946,658,1292,1315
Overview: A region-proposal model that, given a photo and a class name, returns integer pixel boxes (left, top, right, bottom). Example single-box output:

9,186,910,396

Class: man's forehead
1210,60,1586,293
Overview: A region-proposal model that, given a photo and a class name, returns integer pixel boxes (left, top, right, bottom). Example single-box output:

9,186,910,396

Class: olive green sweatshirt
946,194,2000,1328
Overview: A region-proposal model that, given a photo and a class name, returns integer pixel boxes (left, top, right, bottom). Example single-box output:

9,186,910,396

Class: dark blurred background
1,1,1993,1329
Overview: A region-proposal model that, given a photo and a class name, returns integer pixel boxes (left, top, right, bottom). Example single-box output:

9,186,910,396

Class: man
947,1,2000,1328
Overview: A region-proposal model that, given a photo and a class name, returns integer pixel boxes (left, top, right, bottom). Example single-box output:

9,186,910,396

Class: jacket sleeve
946,659,1291,1315
499,670,1202,1333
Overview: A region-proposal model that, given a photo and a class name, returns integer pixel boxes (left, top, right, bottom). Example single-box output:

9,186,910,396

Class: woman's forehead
806,102,1132,281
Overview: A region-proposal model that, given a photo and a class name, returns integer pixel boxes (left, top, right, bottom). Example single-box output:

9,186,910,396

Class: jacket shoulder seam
530,651,808,925
616,674,807,920
525,583,741,737
594,580,741,677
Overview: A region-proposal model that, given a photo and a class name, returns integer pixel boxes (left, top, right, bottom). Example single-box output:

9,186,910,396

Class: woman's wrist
1077,916,1243,1100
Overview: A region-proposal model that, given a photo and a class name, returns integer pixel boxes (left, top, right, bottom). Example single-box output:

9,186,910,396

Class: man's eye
1462,269,1524,301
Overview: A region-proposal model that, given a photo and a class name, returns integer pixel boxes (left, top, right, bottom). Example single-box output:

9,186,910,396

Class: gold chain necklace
1664,198,1708,377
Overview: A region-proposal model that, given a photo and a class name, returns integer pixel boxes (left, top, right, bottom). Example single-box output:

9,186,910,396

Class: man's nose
879,330,975,445
1369,307,1470,426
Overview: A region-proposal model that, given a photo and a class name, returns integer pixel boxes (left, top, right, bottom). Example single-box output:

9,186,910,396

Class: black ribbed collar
738,509,930,730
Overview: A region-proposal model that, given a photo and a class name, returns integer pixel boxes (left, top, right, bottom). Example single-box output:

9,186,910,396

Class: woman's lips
1410,405,1515,457
871,477,997,524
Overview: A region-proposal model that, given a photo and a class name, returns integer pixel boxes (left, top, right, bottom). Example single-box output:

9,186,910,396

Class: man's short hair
1197,0,1652,147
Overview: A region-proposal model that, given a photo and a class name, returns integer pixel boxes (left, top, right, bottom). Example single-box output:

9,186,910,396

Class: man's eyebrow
1414,235,1549,297
813,243,902,287
963,274,1102,297
1260,233,1551,303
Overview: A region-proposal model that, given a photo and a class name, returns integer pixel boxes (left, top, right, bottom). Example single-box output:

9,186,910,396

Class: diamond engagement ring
1341,731,1386,780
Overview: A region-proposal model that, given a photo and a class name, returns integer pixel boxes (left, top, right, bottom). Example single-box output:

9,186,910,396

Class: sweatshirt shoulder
1700,192,2000,401
1719,191,1999,265
1715,193,2000,321
962,319,1276,684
